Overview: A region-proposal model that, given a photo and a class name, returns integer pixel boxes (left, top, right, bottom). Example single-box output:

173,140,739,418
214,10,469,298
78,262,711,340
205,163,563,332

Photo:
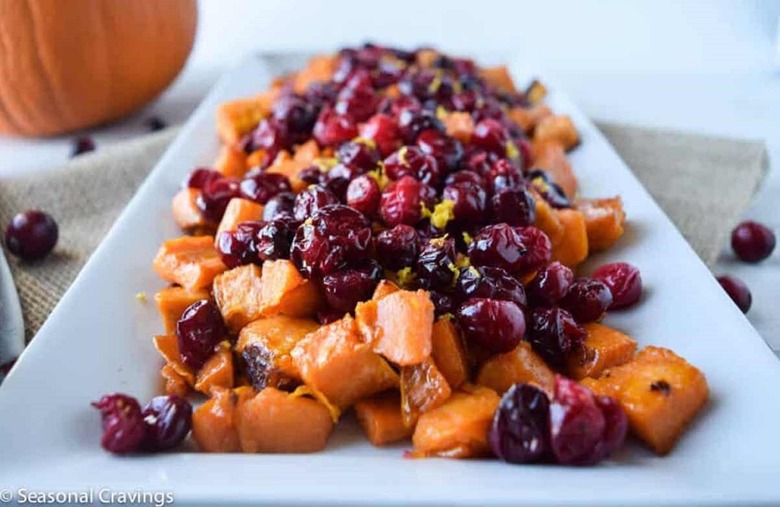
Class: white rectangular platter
1,55,779,505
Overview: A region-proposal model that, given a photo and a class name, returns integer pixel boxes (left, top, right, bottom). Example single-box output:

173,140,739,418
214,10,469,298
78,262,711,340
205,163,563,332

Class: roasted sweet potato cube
532,190,564,246
531,141,577,199
192,387,242,453
291,316,398,409
479,65,516,93
431,318,469,389
217,97,265,145
153,334,195,385
236,315,320,390
235,387,334,453
154,286,209,334
293,139,321,165
355,391,413,446
415,49,439,67
412,385,500,458
293,54,338,93
508,104,553,134
260,260,322,317
576,197,626,252
534,115,580,151
172,188,210,231
153,236,227,291
213,265,264,333
246,149,270,169
401,357,452,427
195,344,235,394
551,209,589,268
265,151,310,193
214,145,248,178
581,346,708,455
476,342,555,395
215,198,264,239
567,323,637,380
372,280,400,300
161,364,190,397
443,111,475,144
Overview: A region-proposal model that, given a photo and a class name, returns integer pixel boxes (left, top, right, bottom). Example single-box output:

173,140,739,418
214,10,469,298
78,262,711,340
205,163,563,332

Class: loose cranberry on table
142,395,192,452
176,299,228,370
526,261,574,307
559,278,613,323
92,394,147,454
526,306,585,369
731,220,775,263
71,136,95,157
4,210,59,260
716,275,752,314
346,175,381,217
456,298,526,354
592,262,642,310
374,224,420,271
489,383,550,464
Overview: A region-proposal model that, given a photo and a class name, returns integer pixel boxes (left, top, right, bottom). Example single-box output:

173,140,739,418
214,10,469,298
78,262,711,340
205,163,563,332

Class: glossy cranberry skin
72,136,96,157
717,275,752,313
263,192,297,222
142,395,193,452
429,290,455,316
456,265,527,307
463,148,499,177
92,394,147,454
298,166,327,187
337,140,381,171
239,172,291,205
527,262,574,307
416,129,464,172
457,298,526,353
176,300,228,370
185,168,222,190
472,118,509,156
272,94,318,140
560,278,613,323
731,220,776,263
374,224,420,270
347,175,381,217
4,210,59,260
313,106,358,147
335,84,378,122
250,118,290,158
527,307,585,368
592,262,642,310
577,395,628,465
491,158,526,193
548,376,607,465
491,188,536,227
293,186,340,222
489,383,550,464
216,221,263,268
416,237,458,290
442,182,487,225
380,175,425,226
322,259,383,312
468,224,551,275
359,114,402,156
445,170,486,189
383,146,441,185
527,170,571,209
255,219,296,261
196,177,240,222
397,108,445,143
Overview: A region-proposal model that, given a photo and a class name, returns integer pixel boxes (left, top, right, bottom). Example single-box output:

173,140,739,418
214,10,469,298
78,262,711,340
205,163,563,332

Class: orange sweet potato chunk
531,140,577,199
430,318,469,389
479,66,516,93
154,286,210,334
260,260,323,317
235,387,334,453
355,391,413,446
412,385,500,458
372,280,400,300
195,344,235,394
551,209,589,268
508,104,553,134
293,54,338,93
217,98,265,145
214,145,248,178
246,149,271,169
153,236,227,291
216,198,264,239
213,264,264,333
576,197,626,252
265,151,310,193
534,115,580,151
161,364,190,397
291,316,398,409
444,111,475,144
582,346,708,455
532,191,564,246
172,188,210,231
367,290,435,366
476,341,555,395
401,357,452,427
566,323,637,380
153,334,195,386
192,387,242,453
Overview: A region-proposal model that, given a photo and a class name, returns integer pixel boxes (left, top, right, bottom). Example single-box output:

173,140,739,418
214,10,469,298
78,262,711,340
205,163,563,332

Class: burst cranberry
491,188,536,226
4,210,59,260
263,192,297,222
250,118,290,158
560,278,613,323
375,224,420,270
359,114,402,156
489,383,550,464
416,129,464,172
176,300,227,369
272,94,318,140
416,237,458,290
185,168,222,189
196,177,241,222
142,395,192,452
456,265,527,307
92,394,147,454
347,175,381,217
313,106,358,146
592,262,642,310
239,172,291,205
731,220,776,263
216,221,263,268
397,108,445,143
491,158,525,193
293,186,340,222
578,395,628,465
335,85,378,122
548,376,607,465
442,182,487,225
527,262,574,306
72,136,96,157
527,170,571,208
380,175,425,226
298,166,327,187
468,224,551,275
472,118,509,155
337,140,381,171
717,275,752,313
255,219,296,261
527,307,585,368
457,298,525,353
321,260,382,312
445,170,486,189
383,146,441,185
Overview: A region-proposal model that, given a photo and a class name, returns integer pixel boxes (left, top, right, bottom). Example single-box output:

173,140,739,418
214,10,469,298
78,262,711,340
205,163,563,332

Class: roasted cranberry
322,164,358,201
429,290,455,315
185,168,222,190
263,192,297,222
250,118,290,158
491,188,536,226
445,170,486,189
291,204,373,277
397,108,444,143
452,89,481,112
560,278,613,323
272,94,318,140
527,170,571,209
383,146,441,185
380,175,425,226
197,177,241,221
293,186,340,222
321,259,383,312
337,140,381,171
4,210,58,260
442,182,487,225
527,261,574,306
592,262,642,310
717,275,752,313
144,116,167,132
731,220,776,263
359,114,402,156
176,300,227,369
416,129,464,172
142,395,192,452
578,395,628,465
347,175,381,217
72,136,96,157
313,106,358,147
456,265,527,307
489,383,550,464
305,81,339,107
457,298,525,353
468,224,551,275
526,307,585,368
491,158,525,193
548,376,607,465
335,84,378,122
379,95,421,116
472,118,509,156
239,172,291,205
255,218,296,261
92,393,147,454
473,96,508,123
463,148,499,177
416,237,458,290
298,166,327,187
374,224,420,270
216,221,263,268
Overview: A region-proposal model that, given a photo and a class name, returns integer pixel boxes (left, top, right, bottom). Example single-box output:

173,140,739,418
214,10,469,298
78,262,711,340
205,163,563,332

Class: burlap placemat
0,124,768,341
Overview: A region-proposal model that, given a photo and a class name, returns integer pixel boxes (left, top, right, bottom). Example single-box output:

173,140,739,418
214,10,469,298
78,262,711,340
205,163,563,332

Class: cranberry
442,182,487,225
468,224,551,275
472,118,509,156
337,140,381,171
347,175,381,217
272,94,318,140
380,175,425,226
92,394,147,454
4,210,59,260
255,218,296,261
456,265,527,307
145,116,167,132
379,95,421,116
383,146,441,185
429,290,455,315
142,395,192,452
239,172,291,205
560,278,613,323
527,170,571,209
185,168,222,190
491,158,525,193
416,129,464,172
250,118,290,158
452,89,481,112
548,376,607,465
463,148,499,177
592,262,642,310
717,275,752,313
359,114,402,156
457,298,526,353
294,186,340,222
176,300,227,369
397,107,445,143
527,307,585,368
473,96,508,123
291,204,373,277
491,188,536,226
216,221,263,268
489,383,550,464
375,224,420,270
305,81,339,107
335,84,378,122
577,395,628,465
527,262,574,307
445,170,486,189
197,177,241,221
416,237,458,290
298,166,327,187
731,220,776,263
321,164,357,201
321,259,383,312
72,136,96,157
263,192,297,222
313,106,358,147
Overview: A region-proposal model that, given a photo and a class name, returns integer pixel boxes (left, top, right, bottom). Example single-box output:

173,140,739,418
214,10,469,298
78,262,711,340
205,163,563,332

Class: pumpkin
0,0,197,136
